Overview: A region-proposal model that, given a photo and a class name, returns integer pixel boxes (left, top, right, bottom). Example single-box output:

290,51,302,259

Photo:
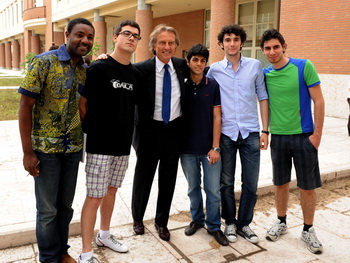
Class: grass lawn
0,75,23,120
0,77,24,86
0,89,20,120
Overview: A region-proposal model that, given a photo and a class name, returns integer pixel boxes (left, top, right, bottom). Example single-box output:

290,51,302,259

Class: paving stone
325,197,350,213
0,244,35,262
0,114,350,262
103,234,180,263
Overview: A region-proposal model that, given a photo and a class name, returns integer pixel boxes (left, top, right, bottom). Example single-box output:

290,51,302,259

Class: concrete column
53,23,65,47
31,33,41,54
24,29,32,57
209,0,235,64
5,41,12,69
12,39,20,70
64,19,70,42
53,32,65,47
19,37,25,69
135,1,153,62
0,43,5,69
44,0,53,51
92,10,107,60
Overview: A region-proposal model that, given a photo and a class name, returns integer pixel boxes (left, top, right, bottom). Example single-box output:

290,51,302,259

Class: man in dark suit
132,24,187,241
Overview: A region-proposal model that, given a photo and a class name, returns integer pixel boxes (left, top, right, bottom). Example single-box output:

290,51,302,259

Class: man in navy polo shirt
180,43,228,246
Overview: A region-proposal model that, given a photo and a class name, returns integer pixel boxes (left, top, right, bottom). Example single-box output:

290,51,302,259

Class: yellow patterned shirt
19,44,86,154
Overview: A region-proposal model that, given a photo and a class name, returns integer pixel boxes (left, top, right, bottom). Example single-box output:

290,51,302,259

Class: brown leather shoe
59,253,77,263
155,224,170,241
133,221,145,235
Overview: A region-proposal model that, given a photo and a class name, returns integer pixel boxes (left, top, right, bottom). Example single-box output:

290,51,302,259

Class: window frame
236,0,279,64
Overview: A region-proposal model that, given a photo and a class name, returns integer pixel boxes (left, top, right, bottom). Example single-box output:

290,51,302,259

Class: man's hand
96,53,109,60
260,133,269,150
309,133,321,150
207,150,220,164
23,152,40,177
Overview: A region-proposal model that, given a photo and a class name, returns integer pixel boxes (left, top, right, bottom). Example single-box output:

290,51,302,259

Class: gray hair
149,24,180,55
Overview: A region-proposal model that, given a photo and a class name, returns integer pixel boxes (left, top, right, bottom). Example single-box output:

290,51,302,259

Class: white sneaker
237,225,259,244
78,255,100,263
96,233,129,253
301,227,323,254
224,224,237,243
265,219,288,242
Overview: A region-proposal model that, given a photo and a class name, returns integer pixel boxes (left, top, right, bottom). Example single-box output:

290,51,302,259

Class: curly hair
217,24,247,45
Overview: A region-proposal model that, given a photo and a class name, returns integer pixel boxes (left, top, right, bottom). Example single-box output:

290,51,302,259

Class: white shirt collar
155,56,174,72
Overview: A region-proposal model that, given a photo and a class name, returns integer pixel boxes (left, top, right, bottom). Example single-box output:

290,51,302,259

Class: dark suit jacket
133,56,187,153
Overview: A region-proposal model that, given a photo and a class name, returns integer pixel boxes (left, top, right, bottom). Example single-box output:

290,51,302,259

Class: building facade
0,0,349,118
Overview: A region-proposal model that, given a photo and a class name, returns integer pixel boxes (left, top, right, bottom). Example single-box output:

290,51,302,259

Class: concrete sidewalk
0,117,349,262
0,68,23,77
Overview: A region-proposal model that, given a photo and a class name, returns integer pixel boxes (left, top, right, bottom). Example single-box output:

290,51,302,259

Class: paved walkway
0,68,23,77
0,116,349,262
0,68,349,262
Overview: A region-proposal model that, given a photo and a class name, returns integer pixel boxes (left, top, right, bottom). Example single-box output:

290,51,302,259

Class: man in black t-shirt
78,20,142,263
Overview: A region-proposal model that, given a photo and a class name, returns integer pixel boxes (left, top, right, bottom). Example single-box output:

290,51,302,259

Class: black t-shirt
182,76,221,155
82,56,142,156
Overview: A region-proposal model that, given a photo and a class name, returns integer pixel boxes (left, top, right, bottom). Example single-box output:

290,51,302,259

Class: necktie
162,64,171,124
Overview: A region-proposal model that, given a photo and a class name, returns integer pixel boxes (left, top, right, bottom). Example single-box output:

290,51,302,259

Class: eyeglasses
118,30,142,41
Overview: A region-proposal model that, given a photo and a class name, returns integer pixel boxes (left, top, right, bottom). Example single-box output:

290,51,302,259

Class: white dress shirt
153,56,181,122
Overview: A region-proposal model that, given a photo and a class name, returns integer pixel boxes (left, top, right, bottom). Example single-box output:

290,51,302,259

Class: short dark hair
260,28,286,48
217,24,247,44
67,18,94,34
113,20,141,36
186,43,209,62
49,42,59,51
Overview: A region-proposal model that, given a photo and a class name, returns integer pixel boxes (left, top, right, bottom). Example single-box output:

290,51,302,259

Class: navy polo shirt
182,76,221,155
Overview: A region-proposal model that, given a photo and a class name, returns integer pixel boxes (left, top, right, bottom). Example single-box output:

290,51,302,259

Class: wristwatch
211,147,221,153
261,130,270,135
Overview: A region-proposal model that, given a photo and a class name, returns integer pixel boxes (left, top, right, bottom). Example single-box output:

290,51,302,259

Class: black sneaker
207,229,229,246
184,221,204,236
237,225,259,244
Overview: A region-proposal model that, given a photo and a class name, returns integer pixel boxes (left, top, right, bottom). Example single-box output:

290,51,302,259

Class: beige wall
320,74,350,119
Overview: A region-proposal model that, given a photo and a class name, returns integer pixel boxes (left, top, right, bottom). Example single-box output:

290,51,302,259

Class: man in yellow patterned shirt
18,18,95,263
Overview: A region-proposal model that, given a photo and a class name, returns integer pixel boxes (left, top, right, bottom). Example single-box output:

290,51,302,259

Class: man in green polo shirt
261,28,325,255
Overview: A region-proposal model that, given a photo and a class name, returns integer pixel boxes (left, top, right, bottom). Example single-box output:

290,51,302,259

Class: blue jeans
180,154,221,231
34,151,81,263
220,132,260,228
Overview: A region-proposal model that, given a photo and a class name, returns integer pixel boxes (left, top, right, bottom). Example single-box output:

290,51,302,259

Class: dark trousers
220,133,260,228
132,118,183,226
34,151,81,263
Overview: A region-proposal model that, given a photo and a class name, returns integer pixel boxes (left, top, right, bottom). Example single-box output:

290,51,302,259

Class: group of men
18,17,325,263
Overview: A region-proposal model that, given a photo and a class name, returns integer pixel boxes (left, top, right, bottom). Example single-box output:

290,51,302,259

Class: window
12,4,14,26
34,0,44,7
237,0,278,67
204,9,211,49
